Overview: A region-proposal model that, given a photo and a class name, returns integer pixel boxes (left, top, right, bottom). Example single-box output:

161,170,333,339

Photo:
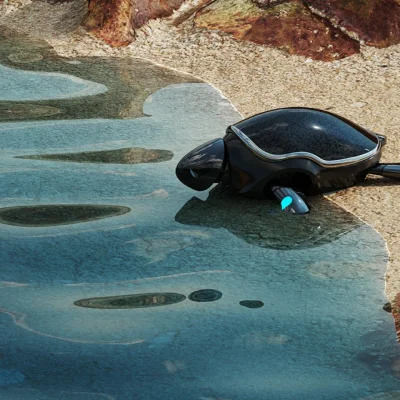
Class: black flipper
271,186,310,215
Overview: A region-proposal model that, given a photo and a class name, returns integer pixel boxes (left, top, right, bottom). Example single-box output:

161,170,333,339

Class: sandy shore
22,19,400,302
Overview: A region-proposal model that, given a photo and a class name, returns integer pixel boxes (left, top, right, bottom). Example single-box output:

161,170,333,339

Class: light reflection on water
0,28,398,400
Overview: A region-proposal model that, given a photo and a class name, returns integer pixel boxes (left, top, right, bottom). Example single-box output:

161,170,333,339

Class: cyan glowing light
281,196,293,210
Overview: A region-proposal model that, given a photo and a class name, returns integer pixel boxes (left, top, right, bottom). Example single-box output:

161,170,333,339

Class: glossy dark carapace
176,108,400,215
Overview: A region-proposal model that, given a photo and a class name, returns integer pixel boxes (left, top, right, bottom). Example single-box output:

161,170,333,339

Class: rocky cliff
1,0,400,60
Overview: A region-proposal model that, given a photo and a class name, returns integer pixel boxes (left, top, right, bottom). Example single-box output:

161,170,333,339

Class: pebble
351,102,367,108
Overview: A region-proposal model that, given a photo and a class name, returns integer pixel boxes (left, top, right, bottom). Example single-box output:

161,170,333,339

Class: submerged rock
188,289,223,302
16,148,174,164
195,0,360,61
384,302,392,313
0,205,130,227
74,292,186,309
391,293,400,342
240,300,264,308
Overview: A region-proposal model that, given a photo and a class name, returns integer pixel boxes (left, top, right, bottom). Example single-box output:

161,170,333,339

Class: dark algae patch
0,204,130,226
0,27,201,122
16,147,174,164
0,103,62,120
188,289,222,302
74,293,186,309
240,300,264,308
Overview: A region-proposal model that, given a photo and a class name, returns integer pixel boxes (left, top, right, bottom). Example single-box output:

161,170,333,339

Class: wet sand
7,16,400,301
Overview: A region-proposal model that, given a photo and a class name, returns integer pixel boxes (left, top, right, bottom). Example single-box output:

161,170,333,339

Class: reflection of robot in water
175,186,363,251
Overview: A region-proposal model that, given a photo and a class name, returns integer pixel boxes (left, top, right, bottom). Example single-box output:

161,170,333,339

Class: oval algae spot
0,204,130,227
188,289,222,302
0,104,61,121
74,293,186,309
15,148,174,164
239,300,264,309
8,52,43,63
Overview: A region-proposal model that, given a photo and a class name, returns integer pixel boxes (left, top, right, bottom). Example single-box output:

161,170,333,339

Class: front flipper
271,186,310,215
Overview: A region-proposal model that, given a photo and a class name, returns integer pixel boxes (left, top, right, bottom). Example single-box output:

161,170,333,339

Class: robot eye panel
175,139,226,191
233,108,379,162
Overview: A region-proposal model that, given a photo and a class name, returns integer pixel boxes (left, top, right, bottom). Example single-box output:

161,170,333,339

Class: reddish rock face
82,0,400,58
303,0,400,48
195,0,360,61
252,0,290,8
392,292,400,342
83,0,185,46
133,0,185,29
84,0,134,46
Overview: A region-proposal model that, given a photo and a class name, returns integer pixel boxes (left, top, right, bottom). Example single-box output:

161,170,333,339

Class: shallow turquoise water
0,45,399,400
0,64,107,101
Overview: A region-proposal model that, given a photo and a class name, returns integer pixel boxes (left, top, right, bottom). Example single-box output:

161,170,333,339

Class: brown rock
83,0,185,46
84,0,134,46
252,0,290,8
195,0,360,61
303,0,400,48
132,0,186,29
166,0,216,26
392,292,400,342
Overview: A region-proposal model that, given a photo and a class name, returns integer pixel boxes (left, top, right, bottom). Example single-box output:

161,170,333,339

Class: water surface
0,32,398,400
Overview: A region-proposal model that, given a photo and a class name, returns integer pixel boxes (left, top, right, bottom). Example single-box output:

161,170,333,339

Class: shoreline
17,20,400,301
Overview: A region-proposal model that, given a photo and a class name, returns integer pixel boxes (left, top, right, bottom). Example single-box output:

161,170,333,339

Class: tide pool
0,36,398,400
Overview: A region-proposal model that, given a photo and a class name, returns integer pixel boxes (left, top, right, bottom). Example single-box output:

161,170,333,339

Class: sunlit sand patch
74,292,186,309
1,388,116,399
0,307,144,345
16,147,174,164
16,223,137,239
132,189,169,199
163,360,185,374
148,331,177,348
0,204,130,227
103,172,137,177
0,281,29,288
235,331,290,350
65,60,82,65
63,270,232,287
104,189,169,200
306,261,383,279
127,230,212,263
361,392,400,399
